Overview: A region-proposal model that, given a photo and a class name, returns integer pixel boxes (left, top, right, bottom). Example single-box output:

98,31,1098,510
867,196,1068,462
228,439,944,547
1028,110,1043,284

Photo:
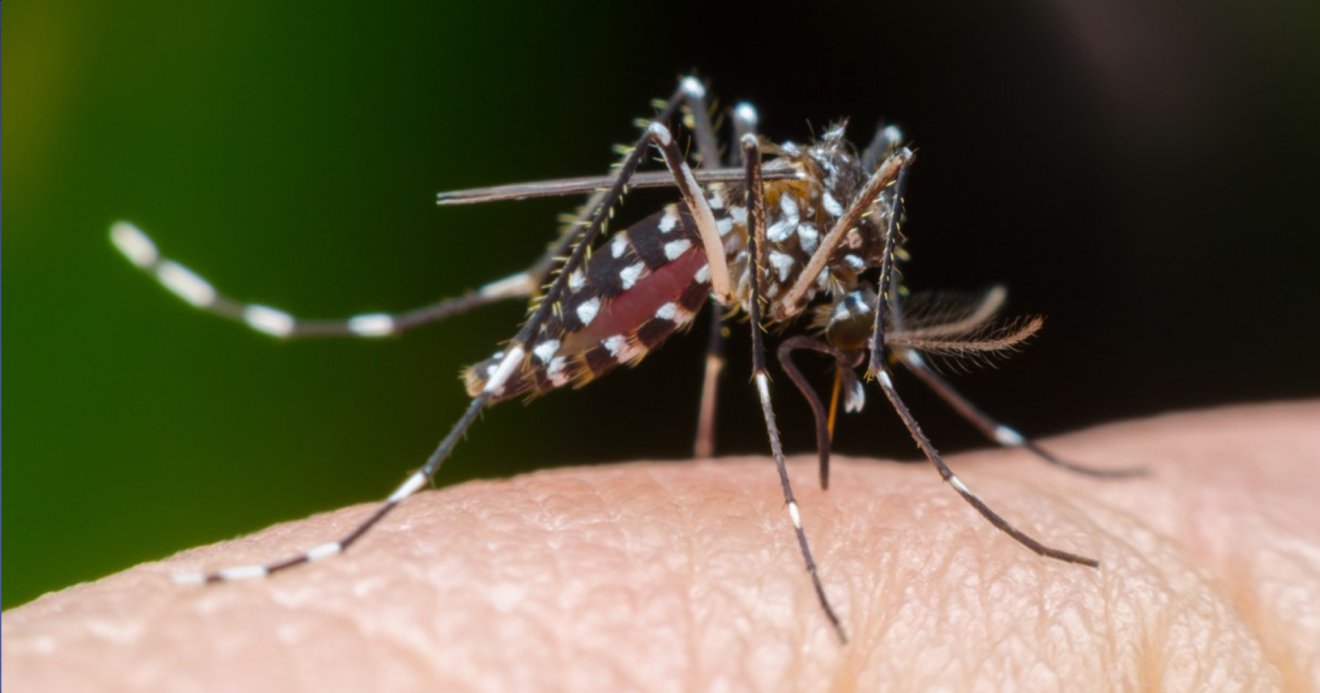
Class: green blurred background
6,1,1319,608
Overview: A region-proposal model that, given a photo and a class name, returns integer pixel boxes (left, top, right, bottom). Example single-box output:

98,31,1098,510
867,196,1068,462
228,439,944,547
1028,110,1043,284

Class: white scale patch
156,261,216,307
729,206,748,225
611,235,629,258
619,262,644,290
779,194,800,221
716,217,734,236
243,304,295,337
822,191,844,217
547,356,568,384
110,221,158,267
568,269,586,290
601,335,627,358
348,313,395,337
663,239,692,260
845,379,866,413
844,254,865,271
576,297,601,326
797,224,819,253
533,339,560,363
694,264,710,284
768,251,795,282
767,219,795,243
658,206,679,233
655,302,678,321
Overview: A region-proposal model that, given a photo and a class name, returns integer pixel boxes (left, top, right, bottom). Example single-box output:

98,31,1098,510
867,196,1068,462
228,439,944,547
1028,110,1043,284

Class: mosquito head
820,288,877,353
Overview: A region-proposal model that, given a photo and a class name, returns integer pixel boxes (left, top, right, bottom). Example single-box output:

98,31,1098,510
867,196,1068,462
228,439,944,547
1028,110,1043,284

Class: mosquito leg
172,82,702,585
777,336,849,490
867,154,915,380
899,350,1145,477
742,134,848,643
108,193,608,341
872,364,1100,567
861,123,905,174
689,99,761,456
729,102,759,166
678,76,722,171
692,307,725,458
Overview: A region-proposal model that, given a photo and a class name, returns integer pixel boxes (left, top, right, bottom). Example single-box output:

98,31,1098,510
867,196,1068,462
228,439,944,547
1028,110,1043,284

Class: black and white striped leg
861,123,905,174
743,135,848,643
729,102,759,166
899,350,1145,478
693,307,725,458
777,336,850,490
110,221,546,340
871,364,1100,568
678,76,721,171
867,154,915,381
172,82,704,585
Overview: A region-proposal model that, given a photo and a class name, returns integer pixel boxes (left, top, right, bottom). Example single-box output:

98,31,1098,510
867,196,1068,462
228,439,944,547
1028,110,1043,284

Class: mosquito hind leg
899,350,1145,478
111,222,552,340
872,363,1100,568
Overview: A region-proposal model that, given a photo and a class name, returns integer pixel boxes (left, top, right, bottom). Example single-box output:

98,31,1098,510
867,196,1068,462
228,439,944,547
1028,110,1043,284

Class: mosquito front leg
742,134,848,643
172,81,703,585
867,155,915,380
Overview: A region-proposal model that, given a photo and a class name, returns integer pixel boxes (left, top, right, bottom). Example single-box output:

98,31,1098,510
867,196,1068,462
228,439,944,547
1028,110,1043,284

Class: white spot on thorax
611,235,629,258
797,224,819,254
822,191,844,217
768,251,795,282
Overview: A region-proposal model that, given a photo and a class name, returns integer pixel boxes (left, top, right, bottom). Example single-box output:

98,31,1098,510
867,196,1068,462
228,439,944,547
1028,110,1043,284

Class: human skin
3,402,1318,691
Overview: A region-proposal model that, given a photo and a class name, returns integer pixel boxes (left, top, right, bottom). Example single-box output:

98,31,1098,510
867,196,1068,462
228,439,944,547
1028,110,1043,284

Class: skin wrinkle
3,403,1318,691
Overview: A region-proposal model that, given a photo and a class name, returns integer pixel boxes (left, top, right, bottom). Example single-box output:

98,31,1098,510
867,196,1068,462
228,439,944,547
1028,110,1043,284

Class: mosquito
111,76,1141,643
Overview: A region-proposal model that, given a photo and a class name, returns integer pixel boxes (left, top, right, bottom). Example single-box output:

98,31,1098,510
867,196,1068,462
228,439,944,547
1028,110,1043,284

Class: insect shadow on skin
110,75,1144,644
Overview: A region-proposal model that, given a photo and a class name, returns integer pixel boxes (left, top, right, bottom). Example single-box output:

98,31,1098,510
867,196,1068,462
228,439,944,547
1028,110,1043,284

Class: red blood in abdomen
561,246,706,355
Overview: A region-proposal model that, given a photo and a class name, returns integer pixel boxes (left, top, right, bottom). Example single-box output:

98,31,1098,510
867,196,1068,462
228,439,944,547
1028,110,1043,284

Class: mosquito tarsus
111,75,1143,644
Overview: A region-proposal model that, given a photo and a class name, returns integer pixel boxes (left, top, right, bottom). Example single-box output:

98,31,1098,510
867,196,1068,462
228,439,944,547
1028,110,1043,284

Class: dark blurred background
6,1,1319,608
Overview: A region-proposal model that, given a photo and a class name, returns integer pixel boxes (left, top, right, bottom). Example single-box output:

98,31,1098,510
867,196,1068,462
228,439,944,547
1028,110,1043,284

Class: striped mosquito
111,76,1141,643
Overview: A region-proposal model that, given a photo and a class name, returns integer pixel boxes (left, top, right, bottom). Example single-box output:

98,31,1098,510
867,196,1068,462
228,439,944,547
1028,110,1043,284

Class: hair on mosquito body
111,75,1143,644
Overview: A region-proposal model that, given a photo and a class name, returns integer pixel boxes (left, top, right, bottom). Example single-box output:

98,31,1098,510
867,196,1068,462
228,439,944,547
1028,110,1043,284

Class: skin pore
4,402,1318,691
